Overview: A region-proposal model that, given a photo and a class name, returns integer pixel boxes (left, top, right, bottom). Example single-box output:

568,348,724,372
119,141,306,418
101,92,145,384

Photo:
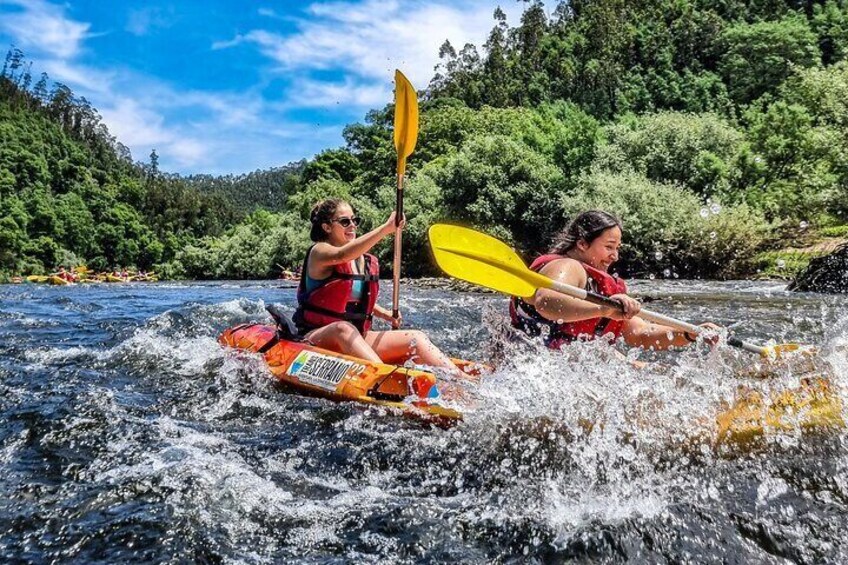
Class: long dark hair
309,198,346,242
550,210,622,254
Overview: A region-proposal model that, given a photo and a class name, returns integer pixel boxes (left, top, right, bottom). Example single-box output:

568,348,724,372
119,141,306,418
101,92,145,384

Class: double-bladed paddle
428,223,810,359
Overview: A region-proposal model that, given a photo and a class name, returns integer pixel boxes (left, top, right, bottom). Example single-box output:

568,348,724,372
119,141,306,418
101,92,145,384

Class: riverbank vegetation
3,1,848,281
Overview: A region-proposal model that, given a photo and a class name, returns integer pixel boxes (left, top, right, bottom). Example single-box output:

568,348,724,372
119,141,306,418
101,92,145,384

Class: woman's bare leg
365,330,459,372
305,321,381,362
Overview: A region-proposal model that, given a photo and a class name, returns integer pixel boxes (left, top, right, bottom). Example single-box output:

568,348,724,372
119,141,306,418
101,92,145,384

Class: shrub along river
1,279,847,563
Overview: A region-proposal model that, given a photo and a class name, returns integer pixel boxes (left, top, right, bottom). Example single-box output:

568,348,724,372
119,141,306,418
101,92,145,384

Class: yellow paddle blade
393,70,418,177
428,224,549,298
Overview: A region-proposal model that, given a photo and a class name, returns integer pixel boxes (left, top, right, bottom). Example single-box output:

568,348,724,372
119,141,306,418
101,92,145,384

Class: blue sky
0,0,525,175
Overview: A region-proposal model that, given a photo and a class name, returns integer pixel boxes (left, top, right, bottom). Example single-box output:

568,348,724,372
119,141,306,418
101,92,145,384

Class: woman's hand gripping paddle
428,224,814,359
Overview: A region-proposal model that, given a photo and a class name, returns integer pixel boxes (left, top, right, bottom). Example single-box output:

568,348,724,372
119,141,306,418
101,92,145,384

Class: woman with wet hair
293,198,460,372
510,210,719,350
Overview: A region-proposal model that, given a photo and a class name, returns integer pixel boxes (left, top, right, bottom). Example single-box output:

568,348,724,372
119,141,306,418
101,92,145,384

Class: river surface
1,279,847,563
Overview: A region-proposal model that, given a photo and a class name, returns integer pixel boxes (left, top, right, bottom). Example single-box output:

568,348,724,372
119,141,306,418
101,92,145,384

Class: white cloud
216,0,525,106
99,97,171,148
0,0,91,58
211,34,244,50
126,7,174,36
257,8,286,20
40,59,115,94
97,96,225,169
168,138,207,166
287,76,389,108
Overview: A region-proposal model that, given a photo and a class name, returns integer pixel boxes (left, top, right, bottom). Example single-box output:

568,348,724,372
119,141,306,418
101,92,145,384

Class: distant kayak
48,275,73,286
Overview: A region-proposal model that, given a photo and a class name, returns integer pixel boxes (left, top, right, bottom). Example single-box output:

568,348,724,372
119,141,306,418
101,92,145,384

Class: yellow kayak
26,275,49,283
716,376,843,443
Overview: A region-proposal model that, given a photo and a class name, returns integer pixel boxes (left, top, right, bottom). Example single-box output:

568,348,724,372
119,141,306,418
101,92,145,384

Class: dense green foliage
0,48,240,277
5,0,848,282
182,162,305,214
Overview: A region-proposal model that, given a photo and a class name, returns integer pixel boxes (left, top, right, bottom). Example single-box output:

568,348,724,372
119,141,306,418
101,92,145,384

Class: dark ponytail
550,210,622,254
309,198,346,242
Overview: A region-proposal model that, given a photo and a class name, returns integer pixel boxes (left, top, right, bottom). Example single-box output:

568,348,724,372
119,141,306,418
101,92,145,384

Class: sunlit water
1,279,847,563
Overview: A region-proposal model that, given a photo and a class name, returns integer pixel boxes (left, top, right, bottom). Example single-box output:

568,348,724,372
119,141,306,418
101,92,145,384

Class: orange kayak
219,323,484,425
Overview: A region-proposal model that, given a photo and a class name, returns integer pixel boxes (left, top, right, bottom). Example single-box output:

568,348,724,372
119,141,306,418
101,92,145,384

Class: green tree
301,148,362,184
719,15,821,105
739,100,839,221
54,192,97,257
593,111,744,197
811,0,848,65
424,133,566,252
562,171,768,278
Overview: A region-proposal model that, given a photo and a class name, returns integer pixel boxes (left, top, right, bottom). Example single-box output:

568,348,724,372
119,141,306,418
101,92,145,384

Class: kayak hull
717,376,843,443
220,324,843,440
219,323,476,424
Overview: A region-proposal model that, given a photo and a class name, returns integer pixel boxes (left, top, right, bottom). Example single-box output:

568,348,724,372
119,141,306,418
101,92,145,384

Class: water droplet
707,484,720,500
663,268,671,277
777,259,786,269
699,208,709,219
654,251,663,260
649,273,656,280
710,203,721,214
799,221,808,229
709,231,717,239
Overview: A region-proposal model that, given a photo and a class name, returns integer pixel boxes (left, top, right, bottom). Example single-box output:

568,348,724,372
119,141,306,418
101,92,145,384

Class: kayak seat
259,304,305,353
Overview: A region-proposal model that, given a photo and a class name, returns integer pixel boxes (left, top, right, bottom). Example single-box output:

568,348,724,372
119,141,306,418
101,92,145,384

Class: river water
1,279,847,563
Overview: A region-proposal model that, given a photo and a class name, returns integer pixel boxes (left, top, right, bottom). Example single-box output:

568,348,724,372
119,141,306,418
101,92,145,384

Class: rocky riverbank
789,242,848,293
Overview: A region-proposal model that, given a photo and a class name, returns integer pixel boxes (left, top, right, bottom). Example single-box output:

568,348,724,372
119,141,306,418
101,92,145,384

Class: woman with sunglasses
510,210,720,350
293,198,461,372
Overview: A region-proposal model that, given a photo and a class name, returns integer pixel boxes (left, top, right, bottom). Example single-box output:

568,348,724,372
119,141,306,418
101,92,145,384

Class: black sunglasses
331,216,361,228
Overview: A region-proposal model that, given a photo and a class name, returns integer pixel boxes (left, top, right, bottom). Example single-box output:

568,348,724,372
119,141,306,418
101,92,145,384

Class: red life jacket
509,254,627,349
293,246,380,335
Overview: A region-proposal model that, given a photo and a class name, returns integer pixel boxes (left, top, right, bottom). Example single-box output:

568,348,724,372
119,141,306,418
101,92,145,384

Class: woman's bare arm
309,213,403,277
